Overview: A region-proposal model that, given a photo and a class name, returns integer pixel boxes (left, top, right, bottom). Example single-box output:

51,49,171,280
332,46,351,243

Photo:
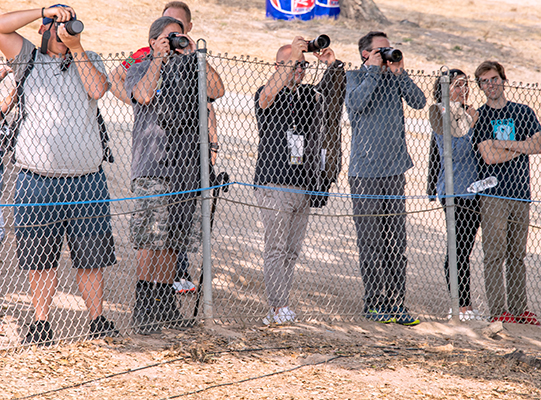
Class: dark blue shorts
14,169,116,270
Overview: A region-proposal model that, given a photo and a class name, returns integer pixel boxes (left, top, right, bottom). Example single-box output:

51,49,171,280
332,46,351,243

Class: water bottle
467,176,498,193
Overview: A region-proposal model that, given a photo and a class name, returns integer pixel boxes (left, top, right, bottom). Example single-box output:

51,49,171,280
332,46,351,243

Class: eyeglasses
294,61,310,70
275,60,309,70
479,76,501,87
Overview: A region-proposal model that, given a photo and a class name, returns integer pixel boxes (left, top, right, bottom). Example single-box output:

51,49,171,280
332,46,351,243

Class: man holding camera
255,36,344,324
111,2,221,295
125,16,224,333
346,31,426,326
0,4,118,344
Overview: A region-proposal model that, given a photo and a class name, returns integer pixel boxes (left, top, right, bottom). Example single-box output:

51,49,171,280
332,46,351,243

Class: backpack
306,61,346,208
3,47,114,164
0,48,37,154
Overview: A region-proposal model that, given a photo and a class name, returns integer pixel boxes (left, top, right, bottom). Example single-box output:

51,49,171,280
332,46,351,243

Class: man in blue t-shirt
472,60,541,326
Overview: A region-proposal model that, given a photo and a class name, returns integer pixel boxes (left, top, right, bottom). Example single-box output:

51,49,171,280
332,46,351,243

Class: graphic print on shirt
491,118,516,141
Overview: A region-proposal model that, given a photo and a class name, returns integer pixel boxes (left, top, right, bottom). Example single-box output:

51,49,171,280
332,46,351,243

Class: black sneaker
22,320,54,346
89,315,120,339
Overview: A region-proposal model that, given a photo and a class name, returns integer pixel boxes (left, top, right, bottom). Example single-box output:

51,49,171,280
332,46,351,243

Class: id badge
287,128,304,165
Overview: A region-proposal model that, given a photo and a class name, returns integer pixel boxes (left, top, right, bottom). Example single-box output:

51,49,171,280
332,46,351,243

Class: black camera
167,32,190,51
55,18,84,42
305,34,331,53
379,47,403,63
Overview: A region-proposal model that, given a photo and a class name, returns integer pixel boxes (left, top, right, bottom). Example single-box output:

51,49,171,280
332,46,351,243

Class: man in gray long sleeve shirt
346,31,426,326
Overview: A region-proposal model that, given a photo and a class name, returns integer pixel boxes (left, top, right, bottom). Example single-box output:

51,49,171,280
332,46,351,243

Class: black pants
349,175,407,310
442,197,481,308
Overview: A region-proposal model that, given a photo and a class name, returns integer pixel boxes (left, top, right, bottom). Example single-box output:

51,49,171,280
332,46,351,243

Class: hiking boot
89,315,120,339
390,306,420,326
133,281,161,335
22,320,54,346
364,307,394,324
154,283,189,329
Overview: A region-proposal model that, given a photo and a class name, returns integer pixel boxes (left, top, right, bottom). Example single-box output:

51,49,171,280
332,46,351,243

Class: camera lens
380,47,403,63
168,33,190,51
64,20,84,36
305,34,331,53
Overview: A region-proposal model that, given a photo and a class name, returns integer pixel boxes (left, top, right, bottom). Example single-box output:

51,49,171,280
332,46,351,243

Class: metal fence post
441,70,459,320
196,40,213,323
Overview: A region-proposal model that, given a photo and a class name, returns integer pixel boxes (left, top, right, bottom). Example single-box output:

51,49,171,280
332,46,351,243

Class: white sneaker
262,307,297,325
462,309,483,321
448,308,483,322
262,309,275,325
173,279,196,294
274,307,296,324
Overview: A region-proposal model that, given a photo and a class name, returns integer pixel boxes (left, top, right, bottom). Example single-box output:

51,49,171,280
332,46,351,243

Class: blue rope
0,181,537,207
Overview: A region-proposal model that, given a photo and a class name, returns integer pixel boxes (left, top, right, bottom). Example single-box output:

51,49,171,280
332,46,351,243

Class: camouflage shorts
130,177,195,251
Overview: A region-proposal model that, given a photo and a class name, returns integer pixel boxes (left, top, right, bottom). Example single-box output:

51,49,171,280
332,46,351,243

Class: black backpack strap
4,47,38,156
96,107,114,163
17,47,38,111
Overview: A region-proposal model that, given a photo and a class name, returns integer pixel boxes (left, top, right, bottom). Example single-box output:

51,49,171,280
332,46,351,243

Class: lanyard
288,88,298,132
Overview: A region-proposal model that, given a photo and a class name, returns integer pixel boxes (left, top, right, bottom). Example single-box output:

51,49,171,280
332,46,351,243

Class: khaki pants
256,185,309,308
481,196,529,317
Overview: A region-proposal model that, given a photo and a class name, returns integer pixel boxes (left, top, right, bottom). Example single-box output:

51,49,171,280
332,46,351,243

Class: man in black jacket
254,36,345,325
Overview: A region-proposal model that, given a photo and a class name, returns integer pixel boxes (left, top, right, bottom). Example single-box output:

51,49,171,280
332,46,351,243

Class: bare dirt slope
2,0,541,82
1,1,541,399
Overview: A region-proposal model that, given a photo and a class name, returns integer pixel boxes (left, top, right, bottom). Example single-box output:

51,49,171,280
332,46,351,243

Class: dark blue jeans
349,174,407,310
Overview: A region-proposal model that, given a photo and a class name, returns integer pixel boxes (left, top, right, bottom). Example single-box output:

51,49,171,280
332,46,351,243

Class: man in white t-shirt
0,4,118,345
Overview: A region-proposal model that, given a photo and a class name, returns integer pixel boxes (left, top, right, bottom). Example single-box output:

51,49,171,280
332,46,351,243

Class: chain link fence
1,48,541,350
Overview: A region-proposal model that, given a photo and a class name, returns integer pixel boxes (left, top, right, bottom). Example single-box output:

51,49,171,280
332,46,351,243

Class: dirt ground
2,0,541,399
1,320,541,399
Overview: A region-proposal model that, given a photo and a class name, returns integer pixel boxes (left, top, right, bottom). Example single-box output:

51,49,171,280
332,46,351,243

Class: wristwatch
209,142,219,152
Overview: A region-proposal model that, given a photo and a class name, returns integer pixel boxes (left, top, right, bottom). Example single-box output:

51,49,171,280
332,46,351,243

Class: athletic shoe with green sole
390,306,420,326
364,308,395,324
